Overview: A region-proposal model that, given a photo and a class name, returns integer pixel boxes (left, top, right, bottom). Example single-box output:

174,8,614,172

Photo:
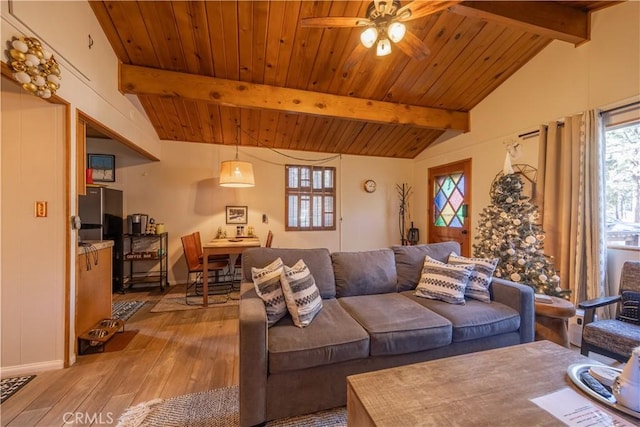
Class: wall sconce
7,36,61,99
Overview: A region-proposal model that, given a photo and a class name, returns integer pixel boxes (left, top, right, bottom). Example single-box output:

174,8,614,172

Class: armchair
579,261,640,363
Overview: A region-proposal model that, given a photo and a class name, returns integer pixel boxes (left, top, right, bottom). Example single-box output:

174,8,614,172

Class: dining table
202,237,261,307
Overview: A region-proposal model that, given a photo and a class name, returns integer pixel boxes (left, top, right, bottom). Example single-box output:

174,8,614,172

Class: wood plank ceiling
90,1,618,159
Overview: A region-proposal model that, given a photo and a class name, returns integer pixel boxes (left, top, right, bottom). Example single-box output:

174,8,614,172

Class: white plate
567,363,640,420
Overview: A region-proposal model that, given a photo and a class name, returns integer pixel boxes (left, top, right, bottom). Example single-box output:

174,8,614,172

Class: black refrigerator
79,187,124,292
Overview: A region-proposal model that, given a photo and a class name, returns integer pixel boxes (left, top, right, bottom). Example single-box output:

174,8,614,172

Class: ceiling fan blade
301,16,369,28
343,43,369,72
394,30,430,61
396,0,460,22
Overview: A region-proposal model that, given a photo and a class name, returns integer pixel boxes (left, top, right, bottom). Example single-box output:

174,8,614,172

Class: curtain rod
600,100,640,115
517,101,639,140
517,122,565,140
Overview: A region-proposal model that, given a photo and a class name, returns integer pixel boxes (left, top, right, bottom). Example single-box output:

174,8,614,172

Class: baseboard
1,360,64,378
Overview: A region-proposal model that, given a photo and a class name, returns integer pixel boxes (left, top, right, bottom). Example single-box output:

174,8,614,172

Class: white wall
88,139,413,285
413,2,640,249
0,1,162,158
1,78,66,375
1,0,163,370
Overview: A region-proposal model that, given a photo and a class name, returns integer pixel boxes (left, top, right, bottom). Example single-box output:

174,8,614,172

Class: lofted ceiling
90,1,618,159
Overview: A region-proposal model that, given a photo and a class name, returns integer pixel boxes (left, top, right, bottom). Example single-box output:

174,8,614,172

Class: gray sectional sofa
239,242,535,426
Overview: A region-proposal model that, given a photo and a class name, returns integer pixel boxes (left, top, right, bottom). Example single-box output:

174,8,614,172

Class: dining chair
194,231,230,264
231,230,273,290
181,233,231,304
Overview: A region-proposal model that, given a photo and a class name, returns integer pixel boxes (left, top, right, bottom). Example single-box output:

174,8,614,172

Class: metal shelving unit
123,232,168,291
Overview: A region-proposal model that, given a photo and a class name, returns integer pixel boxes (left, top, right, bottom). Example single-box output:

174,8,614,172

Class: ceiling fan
301,1,458,66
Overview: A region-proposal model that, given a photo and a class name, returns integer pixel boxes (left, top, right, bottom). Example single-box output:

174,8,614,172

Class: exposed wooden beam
451,1,589,45
119,64,469,132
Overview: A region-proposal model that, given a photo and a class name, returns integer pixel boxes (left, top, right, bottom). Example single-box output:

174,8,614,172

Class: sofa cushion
242,247,336,298
402,291,521,342
393,241,461,291
415,256,473,304
267,299,370,373
448,252,499,303
281,259,323,328
251,257,287,327
332,249,397,297
339,293,452,356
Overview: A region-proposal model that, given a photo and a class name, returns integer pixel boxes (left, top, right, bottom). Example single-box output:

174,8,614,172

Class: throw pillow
448,252,499,303
280,259,323,328
251,257,287,327
618,291,640,325
415,255,474,304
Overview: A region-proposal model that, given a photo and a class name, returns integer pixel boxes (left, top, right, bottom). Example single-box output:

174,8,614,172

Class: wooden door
428,159,472,256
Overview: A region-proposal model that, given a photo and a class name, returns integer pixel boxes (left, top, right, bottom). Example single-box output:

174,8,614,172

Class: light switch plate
35,201,47,217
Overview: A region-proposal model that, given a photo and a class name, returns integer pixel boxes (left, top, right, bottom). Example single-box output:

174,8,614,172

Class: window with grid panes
285,165,336,231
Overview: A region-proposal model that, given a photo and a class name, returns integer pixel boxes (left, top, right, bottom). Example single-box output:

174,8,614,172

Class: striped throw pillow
251,257,287,327
448,252,498,303
415,255,474,304
281,259,323,328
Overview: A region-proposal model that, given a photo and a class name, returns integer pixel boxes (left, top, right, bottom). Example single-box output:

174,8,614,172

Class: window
603,104,640,247
285,165,336,231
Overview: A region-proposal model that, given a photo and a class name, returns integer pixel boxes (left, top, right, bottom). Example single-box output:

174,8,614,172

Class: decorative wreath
7,36,61,99
490,163,538,200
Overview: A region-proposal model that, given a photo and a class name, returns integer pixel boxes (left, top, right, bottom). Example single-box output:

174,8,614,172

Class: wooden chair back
620,261,640,294
193,231,204,259
265,230,273,248
181,233,202,272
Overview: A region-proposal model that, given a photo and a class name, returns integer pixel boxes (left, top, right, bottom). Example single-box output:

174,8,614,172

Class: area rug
117,385,346,427
1,375,35,403
150,292,239,313
112,301,146,321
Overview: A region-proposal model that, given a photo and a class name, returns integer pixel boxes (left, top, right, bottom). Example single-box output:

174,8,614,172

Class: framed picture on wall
88,154,116,182
226,206,248,224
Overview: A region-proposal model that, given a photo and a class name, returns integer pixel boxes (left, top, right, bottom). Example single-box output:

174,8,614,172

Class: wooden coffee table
346,341,633,426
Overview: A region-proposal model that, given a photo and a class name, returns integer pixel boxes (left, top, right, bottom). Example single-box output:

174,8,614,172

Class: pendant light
219,120,255,188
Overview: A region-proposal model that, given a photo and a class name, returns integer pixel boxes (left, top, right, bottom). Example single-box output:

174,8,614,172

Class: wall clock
364,179,377,193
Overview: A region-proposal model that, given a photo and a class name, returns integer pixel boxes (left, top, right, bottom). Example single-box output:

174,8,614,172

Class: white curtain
536,111,608,311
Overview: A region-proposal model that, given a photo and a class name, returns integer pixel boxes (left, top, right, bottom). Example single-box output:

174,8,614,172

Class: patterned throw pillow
415,255,474,304
280,259,323,328
251,257,287,327
448,252,499,303
618,291,640,325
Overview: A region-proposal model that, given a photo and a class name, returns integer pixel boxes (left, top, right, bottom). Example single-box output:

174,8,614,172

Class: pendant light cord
236,125,342,164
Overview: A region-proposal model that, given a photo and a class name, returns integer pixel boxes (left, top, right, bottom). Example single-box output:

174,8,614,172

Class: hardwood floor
1,286,239,427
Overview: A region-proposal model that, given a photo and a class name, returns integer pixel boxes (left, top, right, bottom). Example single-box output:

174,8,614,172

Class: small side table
534,296,576,348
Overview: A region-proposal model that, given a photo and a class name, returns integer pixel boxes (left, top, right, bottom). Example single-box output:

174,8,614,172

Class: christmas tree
473,157,569,298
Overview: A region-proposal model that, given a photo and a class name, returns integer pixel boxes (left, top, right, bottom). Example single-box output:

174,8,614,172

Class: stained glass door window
433,173,466,228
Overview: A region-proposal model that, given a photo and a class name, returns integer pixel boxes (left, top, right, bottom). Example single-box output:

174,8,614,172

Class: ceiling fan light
376,38,392,56
360,27,378,48
388,22,406,43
